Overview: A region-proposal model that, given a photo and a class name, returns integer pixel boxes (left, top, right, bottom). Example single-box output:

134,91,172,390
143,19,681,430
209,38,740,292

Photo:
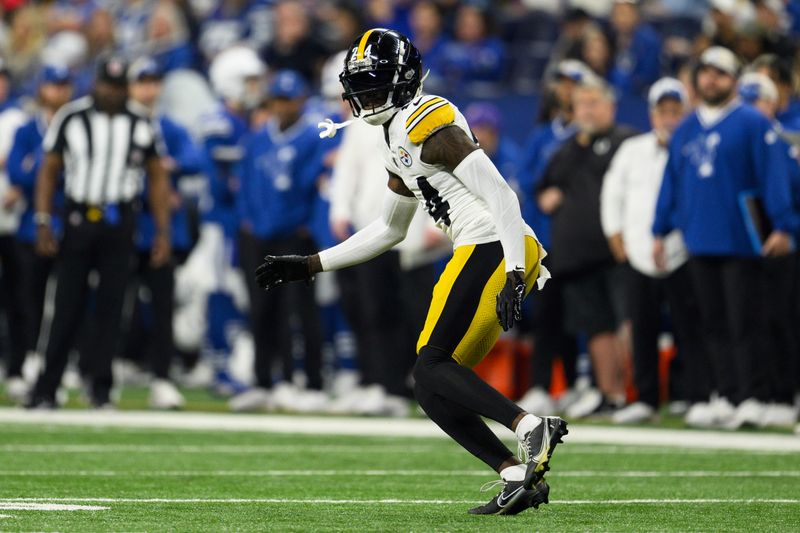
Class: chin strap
318,117,354,139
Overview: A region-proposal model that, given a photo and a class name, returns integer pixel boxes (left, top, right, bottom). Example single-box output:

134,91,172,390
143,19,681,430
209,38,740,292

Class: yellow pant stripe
416,244,476,352
418,236,541,369
356,29,375,60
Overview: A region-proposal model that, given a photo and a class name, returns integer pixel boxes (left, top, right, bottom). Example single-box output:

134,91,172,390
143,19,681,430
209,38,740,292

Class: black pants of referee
33,208,135,404
122,251,179,380
627,265,710,408
759,254,798,404
688,256,767,405
239,230,322,390
0,235,26,377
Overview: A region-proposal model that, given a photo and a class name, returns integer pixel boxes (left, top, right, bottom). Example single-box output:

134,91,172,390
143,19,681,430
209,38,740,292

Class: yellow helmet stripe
405,97,444,128
356,29,376,60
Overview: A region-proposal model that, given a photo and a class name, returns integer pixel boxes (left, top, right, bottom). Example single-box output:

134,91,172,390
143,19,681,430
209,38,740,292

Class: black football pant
627,265,710,408
122,251,177,380
337,251,427,397
688,257,767,405
760,254,798,404
0,236,26,378
33,209,135,403
239,231,322,390
529,275,577,391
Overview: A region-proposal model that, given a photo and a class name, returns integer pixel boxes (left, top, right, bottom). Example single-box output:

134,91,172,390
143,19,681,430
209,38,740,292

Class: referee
28,57,171,408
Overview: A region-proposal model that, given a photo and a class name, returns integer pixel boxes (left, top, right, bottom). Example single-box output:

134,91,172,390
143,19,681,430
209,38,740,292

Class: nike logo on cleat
497,486,523,507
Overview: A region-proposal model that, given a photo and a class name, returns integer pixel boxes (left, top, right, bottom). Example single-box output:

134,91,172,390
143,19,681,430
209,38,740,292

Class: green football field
1,417,799,532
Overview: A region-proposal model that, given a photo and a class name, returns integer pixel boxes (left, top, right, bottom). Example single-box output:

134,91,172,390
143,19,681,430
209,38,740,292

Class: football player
256,29,568,515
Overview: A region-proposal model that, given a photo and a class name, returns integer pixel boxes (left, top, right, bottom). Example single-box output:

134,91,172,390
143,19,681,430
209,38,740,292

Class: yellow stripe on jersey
356,29,375,60
405,97,444,128
407,102,456,145
416,244,476,353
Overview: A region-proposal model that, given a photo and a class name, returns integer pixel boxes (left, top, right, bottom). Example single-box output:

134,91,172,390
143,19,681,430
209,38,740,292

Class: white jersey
382,94,535,249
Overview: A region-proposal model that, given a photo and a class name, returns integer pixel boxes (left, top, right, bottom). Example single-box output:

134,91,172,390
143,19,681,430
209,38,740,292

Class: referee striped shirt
42,96,162,205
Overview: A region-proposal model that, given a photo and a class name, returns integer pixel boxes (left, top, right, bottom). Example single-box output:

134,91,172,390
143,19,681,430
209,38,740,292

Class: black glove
496,270,526,331
255,255,312,291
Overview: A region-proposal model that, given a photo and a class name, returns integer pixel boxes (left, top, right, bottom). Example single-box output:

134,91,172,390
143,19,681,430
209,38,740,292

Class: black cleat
520,416,569,490
469,479,550,516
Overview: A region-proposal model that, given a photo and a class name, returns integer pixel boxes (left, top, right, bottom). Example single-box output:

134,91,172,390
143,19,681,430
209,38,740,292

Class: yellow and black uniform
382,94,548,370
418,238,540,368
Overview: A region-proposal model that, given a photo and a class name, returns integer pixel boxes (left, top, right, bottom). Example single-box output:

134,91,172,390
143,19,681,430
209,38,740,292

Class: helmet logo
398,146,413,167
404,70,413,80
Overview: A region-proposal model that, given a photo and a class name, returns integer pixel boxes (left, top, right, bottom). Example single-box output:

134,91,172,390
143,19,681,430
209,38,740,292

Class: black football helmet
340,28,423,125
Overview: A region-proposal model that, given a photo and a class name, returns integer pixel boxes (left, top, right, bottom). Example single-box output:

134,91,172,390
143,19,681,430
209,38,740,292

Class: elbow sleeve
454,149,527,272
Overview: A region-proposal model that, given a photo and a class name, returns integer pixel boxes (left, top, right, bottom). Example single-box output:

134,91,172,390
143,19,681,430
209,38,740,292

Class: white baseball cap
648,77,688,107
738,72,778,103
698,46,740,77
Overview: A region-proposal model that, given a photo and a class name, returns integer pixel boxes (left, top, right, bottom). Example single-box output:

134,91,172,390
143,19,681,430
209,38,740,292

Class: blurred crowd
0,0,799,432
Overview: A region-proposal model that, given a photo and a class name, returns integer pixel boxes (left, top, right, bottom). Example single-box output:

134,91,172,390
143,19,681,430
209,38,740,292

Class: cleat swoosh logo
497,486,523,507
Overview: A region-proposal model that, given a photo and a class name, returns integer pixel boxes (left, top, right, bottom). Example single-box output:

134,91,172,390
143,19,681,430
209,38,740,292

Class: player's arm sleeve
453,149,527,272
317,187,417,271
600,143,628,237
652,144,678,237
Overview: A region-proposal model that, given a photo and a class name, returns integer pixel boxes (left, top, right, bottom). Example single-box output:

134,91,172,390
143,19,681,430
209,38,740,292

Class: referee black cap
97,56,129,85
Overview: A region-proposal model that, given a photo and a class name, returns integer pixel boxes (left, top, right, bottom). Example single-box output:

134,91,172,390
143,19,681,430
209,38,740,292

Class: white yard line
0,470,798,478
0,503,108,511
0,444,441,454
1,408,798,453
1,497,798,506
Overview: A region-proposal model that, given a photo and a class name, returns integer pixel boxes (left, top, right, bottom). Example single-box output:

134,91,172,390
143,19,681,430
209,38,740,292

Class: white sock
515,413,542,441
500,464,526,482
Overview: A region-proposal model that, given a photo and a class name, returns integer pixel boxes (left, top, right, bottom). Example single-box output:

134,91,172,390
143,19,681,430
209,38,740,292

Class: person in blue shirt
750,54,800,130
5,65,73,401
235,70,326,407
125,57,204,409
463,103,520,186
652,47,798,429
200,45,265,395
736,71,800,428
439,5,507,95
196,0,273,67
609,0,662,98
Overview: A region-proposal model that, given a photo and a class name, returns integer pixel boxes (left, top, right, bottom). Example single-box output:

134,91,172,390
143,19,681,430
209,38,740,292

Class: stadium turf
0,423,799,532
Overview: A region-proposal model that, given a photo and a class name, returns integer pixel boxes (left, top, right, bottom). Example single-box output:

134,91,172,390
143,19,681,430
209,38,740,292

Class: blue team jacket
200,106,250,237
653,102,799,256
237,117,326,241
137,115,204,252
7,114,64,243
